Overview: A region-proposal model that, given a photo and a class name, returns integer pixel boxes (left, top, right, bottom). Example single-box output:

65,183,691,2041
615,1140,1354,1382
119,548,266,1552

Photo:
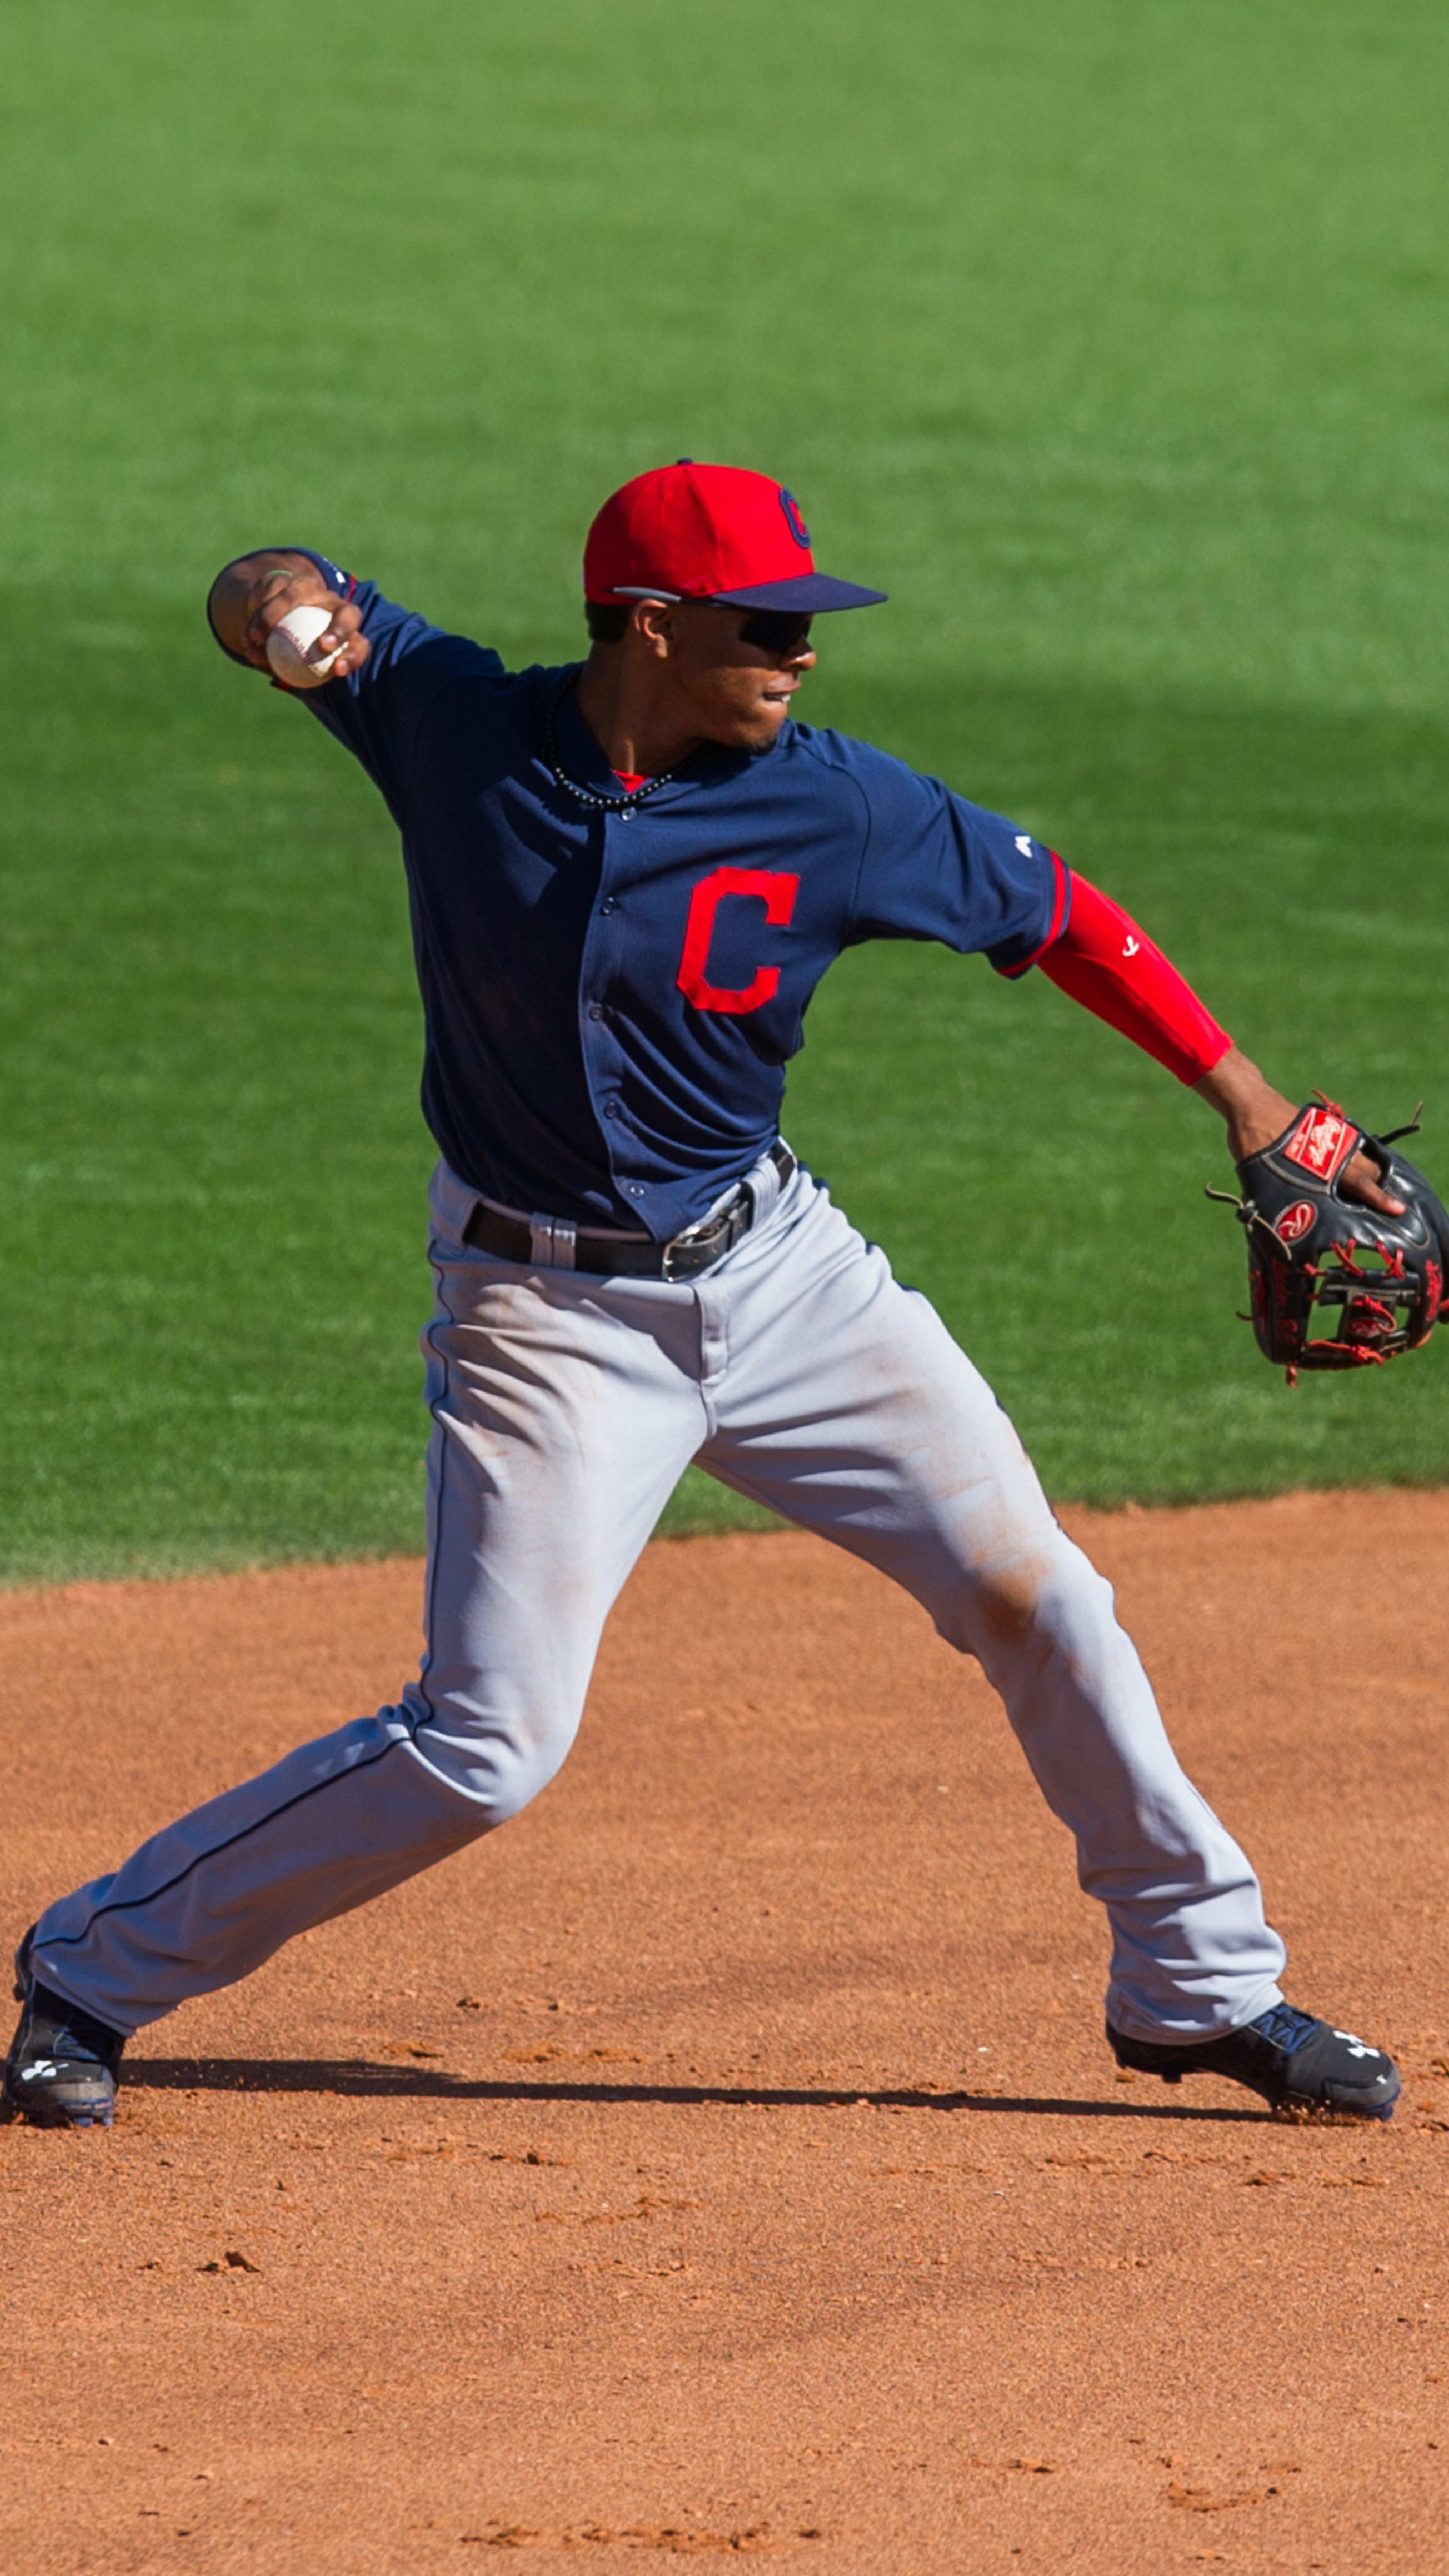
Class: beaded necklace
539,671,686,814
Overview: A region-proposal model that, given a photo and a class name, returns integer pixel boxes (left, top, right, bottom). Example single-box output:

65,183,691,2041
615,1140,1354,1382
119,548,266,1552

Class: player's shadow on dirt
127,2058,1266,2122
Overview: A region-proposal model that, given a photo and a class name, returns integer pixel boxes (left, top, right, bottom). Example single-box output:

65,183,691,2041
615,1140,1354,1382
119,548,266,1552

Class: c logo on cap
778,488,811,550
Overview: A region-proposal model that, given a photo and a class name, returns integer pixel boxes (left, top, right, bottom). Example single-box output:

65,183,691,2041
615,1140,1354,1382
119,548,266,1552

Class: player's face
661,604,816,750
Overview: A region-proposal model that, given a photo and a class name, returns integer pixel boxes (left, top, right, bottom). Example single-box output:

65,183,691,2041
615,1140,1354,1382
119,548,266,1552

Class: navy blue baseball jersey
219,556,1067,1239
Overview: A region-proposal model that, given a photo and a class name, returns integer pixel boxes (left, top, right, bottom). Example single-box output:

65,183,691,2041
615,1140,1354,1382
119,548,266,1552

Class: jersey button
588,1003,605,1020
601,898,619,915
603,1101,621,1119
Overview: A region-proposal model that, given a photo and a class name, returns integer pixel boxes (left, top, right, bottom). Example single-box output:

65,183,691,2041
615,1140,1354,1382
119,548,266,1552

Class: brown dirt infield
2,1491,1447,2574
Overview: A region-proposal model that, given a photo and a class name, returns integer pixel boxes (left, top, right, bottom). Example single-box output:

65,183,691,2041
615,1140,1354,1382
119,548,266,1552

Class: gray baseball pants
31,1154,1287,2044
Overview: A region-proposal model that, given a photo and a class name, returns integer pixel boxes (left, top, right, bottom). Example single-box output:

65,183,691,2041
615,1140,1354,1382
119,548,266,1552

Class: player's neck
574,651,706,781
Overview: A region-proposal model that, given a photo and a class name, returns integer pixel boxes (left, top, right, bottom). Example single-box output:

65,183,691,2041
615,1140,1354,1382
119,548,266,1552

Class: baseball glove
1210,1099,1449,1382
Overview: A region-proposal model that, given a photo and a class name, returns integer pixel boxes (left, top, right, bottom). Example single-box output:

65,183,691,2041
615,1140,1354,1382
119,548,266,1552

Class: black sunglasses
735,608,815,654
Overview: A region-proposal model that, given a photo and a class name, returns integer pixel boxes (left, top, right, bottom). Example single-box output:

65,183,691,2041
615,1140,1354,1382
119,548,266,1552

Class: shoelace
1247,2002,1320,2056
29,1982,123,2068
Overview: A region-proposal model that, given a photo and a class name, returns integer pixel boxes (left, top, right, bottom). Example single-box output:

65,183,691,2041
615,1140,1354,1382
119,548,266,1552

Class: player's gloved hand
208,552,371,679
1196,1045,1404,1217
1202,1081,1449,1382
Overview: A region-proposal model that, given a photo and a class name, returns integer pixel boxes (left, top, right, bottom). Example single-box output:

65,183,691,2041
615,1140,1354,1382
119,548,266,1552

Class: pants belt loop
529,1216,578,1270
746,1147,783,1231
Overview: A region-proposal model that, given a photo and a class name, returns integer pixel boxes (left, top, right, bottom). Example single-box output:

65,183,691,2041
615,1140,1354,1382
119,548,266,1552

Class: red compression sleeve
1038,871,1232,1085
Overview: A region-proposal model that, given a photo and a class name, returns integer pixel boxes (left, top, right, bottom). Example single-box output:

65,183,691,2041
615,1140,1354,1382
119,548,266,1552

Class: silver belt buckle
660,1224,707,1282
661,1187,748,1281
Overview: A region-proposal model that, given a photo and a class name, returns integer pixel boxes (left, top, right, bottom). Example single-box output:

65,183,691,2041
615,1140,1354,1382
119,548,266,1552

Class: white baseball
265,603,344,688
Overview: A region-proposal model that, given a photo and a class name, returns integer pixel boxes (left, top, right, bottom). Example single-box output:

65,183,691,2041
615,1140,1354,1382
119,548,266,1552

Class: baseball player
5,463,1403,2130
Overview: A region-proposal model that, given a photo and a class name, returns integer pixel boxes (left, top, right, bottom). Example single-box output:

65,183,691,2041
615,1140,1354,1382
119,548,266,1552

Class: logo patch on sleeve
1275,1199,1317,1244
1280,1105,1357,1184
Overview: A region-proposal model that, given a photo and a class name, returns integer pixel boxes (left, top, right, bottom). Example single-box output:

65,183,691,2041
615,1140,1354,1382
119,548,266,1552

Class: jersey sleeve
301,581,503,820
840,738,1067,969
208,548,502,820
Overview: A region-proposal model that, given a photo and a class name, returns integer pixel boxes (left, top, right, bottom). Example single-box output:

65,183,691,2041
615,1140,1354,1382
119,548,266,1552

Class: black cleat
1107,2001,1400,2122
3,1926,126,2130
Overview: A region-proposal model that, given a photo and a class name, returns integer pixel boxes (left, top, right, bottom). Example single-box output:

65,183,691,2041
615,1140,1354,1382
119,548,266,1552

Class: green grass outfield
2,1,1448,1581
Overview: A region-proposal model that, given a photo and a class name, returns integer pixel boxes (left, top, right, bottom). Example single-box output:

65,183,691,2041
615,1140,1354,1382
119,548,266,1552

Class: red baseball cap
583,462,887,613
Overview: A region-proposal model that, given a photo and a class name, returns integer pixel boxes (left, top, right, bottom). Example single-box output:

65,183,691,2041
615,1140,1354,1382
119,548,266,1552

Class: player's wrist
1194,1047,1297,1162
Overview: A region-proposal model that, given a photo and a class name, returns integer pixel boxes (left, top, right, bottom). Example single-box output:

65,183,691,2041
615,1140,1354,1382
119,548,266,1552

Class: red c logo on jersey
677,866,800,1014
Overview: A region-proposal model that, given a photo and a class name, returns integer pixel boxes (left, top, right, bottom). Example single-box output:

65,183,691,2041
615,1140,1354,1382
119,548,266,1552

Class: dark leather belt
463,1142,796,1281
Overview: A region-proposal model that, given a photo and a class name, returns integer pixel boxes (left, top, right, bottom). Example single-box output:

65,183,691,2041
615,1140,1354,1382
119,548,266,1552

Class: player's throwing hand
208,551,371,680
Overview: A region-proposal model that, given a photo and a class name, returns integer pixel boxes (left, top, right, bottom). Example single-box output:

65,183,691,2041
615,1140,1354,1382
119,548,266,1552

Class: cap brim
706,575,888,612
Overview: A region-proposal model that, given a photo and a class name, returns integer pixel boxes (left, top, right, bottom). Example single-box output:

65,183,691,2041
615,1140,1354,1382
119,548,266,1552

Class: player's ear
633,599,676,659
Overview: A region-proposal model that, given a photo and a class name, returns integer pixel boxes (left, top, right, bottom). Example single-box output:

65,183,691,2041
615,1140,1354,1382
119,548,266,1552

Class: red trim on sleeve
1035,871,1232,1085
995,848,1071,978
